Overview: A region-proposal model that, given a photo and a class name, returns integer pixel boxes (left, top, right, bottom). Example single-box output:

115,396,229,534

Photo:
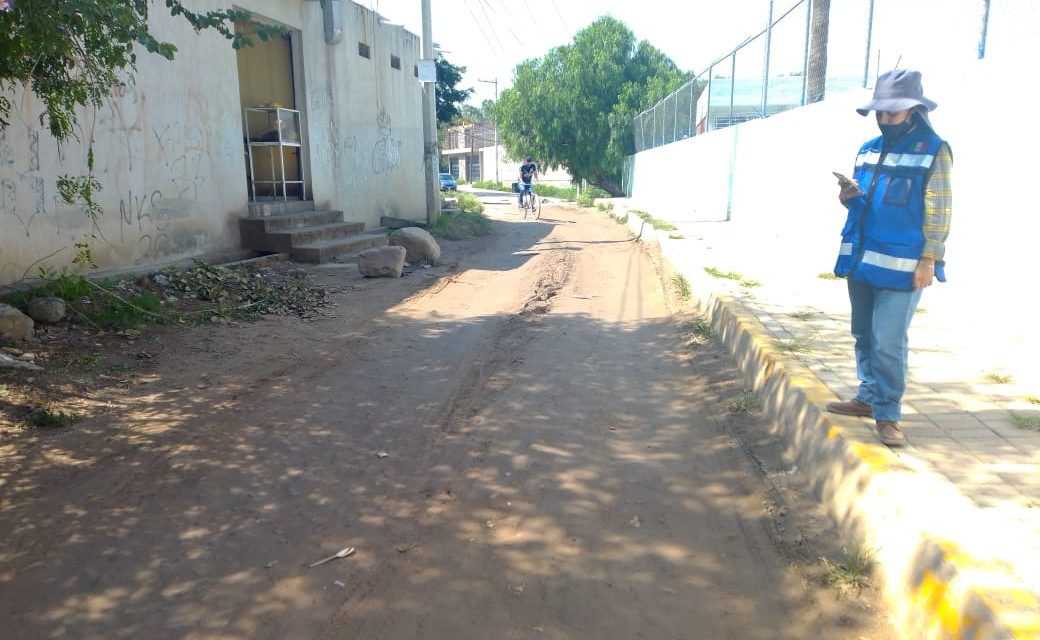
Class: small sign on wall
417,59,437,83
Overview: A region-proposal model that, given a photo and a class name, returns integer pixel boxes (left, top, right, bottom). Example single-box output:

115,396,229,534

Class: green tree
435,54,473,125
0,1,279,260
0,1,280,141
457,99,495,124
495,16,690,195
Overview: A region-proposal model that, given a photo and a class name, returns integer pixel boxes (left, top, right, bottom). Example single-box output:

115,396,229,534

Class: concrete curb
610,203,1040,639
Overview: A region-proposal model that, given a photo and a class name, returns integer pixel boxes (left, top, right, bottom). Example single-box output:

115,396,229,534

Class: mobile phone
832,171,854,184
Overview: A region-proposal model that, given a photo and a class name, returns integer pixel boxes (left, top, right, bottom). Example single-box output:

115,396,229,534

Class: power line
473,0,508,58
482,0,525,49
549,0,570,33
462,0,507,63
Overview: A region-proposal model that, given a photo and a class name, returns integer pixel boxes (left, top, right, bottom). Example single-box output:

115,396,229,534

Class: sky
366,0,780,105
363,0,1032,106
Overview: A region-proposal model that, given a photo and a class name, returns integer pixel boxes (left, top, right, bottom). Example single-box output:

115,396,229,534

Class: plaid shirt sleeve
922,143,953,261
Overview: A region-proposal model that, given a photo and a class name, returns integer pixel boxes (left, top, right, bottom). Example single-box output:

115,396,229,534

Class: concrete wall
630,56,1034,302
0,0,424,287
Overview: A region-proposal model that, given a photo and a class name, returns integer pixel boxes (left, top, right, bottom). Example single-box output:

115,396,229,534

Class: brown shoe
826,399,873,418
876,420,906,447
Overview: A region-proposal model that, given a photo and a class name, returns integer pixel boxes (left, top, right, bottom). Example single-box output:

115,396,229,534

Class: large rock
389,227,441,265
27,297,67,324
0,303,35,343
358,245,407,278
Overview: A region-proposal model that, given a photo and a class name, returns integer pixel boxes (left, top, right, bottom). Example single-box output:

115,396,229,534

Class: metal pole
863,0,876,87
978,0,991,59
801,0,812,105
421,0,438,225
478,78,499,183
729,55,736,126
762,0,774,117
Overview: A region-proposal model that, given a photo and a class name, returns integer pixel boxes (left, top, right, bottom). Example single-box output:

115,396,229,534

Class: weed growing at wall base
1011,412,1040,431
429,210,491,240
672,274,692,301
821,546,875,599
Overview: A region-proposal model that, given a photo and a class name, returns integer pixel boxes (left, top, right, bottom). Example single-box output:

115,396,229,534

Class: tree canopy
0,1,280,142
435,54,472,125
495,16,691,195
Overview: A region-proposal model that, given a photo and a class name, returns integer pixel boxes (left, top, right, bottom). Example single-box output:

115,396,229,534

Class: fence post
863,0,876,87
977,0,991,59
802,0,812,105
762,0,774,117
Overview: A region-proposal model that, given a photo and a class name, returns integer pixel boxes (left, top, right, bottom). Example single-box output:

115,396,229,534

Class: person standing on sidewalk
828,69,952,447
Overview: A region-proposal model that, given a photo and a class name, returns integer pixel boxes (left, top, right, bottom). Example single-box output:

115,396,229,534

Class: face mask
879,120,913,141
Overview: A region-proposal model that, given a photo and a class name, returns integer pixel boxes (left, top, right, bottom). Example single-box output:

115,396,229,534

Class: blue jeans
517,182,533,206
847,278,923,422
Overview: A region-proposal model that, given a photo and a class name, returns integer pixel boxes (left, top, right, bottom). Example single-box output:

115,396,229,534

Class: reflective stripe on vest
833,128,947,289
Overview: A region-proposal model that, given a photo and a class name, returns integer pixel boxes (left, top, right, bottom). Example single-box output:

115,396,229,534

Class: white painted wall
630,56,1035,300
0,0,424,287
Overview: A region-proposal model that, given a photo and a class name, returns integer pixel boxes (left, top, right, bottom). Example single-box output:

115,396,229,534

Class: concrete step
292,234,389,264
259,221,365,253
247,200,316,217
239,210,345,242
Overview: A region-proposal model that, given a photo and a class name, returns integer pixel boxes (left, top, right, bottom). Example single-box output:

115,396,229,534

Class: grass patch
821,546,875,599
916,307,928,314
455,192,485,214
727,390,758,414
576,191,595,208
668,232,685,240
2,271,165,329
596,201,614,213
1011,412,1040,430
429,209,491,240
629,209,677,232
984,372,1014,384
471,179,512,192
787,311,819,321
28,405,79,429
704,266,743,280
739,279,761,288
773,338,815,353
688,316,712,339
673,274,692,301
534,184,577,201
817,272,841,281
610,213,628,225
1025,395,1040,405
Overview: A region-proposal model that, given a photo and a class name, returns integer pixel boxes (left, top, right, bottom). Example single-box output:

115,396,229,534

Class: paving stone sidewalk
617,209,1040,600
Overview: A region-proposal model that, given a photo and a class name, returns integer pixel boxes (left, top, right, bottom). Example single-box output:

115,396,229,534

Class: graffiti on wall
0,82,217,271
371,107,401,174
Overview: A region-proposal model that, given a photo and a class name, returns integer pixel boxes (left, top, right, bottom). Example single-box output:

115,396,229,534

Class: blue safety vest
834,128,947,290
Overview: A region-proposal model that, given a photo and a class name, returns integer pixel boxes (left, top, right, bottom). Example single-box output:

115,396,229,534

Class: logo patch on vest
914,141,927,152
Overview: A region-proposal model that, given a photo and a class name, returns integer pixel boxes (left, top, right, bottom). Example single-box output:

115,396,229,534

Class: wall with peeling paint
0,0,424,287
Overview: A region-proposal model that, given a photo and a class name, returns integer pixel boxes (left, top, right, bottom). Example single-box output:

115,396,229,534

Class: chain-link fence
633,0,1032,153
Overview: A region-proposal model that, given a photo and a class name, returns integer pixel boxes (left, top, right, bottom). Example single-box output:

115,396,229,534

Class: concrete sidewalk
609,201,1040,639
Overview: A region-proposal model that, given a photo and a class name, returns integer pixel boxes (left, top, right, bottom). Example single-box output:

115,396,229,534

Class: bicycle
518,187,541,220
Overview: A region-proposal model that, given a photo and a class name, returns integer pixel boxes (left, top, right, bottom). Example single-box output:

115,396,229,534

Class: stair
239,201,387,264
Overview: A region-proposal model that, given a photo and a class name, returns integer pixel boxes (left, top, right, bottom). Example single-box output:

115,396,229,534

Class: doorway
236,22,309,201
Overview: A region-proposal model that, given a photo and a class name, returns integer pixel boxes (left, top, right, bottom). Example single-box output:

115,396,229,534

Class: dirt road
0,199,891,638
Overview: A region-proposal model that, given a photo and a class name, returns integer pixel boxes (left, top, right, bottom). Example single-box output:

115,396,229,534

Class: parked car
439,172,457,191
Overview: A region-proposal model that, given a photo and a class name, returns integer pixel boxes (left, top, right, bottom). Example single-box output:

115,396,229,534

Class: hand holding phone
833,171,863,198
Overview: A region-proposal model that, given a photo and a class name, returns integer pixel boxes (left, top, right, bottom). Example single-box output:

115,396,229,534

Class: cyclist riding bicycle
517,156,539,208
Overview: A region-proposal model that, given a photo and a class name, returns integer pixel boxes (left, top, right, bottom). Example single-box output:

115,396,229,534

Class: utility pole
477,77,498,184
421,0,438,225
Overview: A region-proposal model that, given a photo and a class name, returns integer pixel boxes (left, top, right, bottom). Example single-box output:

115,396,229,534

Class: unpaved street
0,199,891,639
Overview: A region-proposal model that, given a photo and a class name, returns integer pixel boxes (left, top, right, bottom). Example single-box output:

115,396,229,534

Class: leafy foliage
435,54,473,125
495,17,692,195
0,1,281,142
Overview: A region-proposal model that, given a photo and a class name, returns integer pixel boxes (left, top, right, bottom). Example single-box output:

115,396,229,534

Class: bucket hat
857,69,937,115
